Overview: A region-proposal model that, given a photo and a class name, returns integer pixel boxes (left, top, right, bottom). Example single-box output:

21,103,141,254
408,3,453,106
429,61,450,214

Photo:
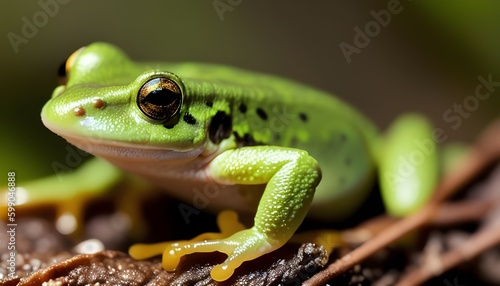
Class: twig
396,207,500,286
430,200,496,225
303,205,438,286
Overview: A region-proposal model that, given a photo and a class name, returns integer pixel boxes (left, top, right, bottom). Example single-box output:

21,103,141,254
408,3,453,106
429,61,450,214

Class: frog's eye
57,46,85,85
137,77,182,123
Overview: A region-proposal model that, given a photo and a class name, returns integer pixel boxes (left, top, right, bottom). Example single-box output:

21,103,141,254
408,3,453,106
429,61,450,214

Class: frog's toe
53,196,88,236
161,238,236,272
209,241,267,281
188,210,246,241
216,209,246,235
211,260,238,282
291,230,344,256
129,241,171,260
162,243,184,271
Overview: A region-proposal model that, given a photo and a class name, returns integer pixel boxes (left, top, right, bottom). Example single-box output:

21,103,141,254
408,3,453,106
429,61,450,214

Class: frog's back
151,62,379,221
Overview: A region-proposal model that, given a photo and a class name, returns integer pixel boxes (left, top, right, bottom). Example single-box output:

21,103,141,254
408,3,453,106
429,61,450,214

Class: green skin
38,42,438,281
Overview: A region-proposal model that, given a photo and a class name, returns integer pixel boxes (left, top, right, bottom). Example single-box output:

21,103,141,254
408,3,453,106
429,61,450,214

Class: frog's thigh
378,114,439,216
307,124,375,221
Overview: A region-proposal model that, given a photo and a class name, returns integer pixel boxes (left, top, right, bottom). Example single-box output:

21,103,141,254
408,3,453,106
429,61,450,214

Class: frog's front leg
168,146,320,281
1,158,124,236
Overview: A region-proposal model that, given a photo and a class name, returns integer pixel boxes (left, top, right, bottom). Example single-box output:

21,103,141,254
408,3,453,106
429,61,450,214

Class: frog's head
41,42,207,163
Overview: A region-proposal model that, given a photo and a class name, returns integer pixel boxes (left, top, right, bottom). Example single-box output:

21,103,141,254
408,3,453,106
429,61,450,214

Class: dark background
1,0,499,180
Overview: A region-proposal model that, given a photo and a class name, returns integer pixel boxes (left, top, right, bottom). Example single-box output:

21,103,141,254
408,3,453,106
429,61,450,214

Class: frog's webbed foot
168,227,284,281
129,209,245,258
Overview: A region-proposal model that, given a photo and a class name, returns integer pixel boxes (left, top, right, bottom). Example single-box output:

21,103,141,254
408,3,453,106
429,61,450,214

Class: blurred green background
1,0,499,182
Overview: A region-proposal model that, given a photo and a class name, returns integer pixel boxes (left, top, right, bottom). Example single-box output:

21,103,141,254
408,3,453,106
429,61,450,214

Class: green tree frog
39,42,438,281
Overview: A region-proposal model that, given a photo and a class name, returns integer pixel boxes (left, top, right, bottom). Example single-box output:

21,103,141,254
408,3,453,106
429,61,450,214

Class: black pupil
144,88,178,106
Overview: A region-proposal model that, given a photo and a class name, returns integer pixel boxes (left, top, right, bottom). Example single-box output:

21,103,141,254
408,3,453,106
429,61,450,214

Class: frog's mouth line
65,135,206,161
42,117,205,161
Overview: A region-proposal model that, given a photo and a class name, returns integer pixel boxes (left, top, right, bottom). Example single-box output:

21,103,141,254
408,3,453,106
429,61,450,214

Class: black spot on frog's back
183,112,197,125
238,103,247,114
256,108,268,120
208,111,232,144
299,112,308,122
233,132,260,147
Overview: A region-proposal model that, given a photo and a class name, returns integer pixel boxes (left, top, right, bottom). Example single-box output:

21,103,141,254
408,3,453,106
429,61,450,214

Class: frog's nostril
92,98,106,109
74,106,86,117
